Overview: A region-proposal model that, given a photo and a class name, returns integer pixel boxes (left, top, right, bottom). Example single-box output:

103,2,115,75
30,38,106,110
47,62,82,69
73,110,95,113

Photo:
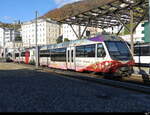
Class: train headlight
105,62,112,66
105,62,109,66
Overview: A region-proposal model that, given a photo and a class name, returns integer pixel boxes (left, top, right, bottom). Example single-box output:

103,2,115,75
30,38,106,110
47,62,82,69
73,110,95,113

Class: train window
21,52,25,57
15,53,19,58
97,44,106,57
39,50,50,57
50,48,66,62
84,45,95,57
57,48,66,62
134,47,141,56
76,44,95,57
76,46,84,57
105,41,132,61
142,47,150,56
51,49,56,61
135,46,150,56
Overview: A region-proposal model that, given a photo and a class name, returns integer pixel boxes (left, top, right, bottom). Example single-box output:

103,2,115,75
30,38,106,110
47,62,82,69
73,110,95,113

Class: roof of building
43,0,148,28
22,18,59,25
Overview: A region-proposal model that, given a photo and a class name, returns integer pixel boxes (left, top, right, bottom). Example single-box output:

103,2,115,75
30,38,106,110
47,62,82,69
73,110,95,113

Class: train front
104,37,135,77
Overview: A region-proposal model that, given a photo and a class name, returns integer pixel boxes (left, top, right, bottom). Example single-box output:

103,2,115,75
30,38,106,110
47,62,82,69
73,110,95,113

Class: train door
25,50,30,64
67,47,76,70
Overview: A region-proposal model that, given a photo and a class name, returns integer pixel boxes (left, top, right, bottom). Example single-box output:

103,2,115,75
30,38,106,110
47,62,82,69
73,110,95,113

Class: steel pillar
70,24,80,39
148,0,150,74
130,9,134,56
70,23,89,39
35,11,39,68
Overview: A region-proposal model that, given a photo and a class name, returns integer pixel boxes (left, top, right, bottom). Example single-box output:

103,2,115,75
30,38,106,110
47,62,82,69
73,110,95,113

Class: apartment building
21,18,60,48
61,24,102,41
120,23,144,43
0,27,21,57
0,28,4,48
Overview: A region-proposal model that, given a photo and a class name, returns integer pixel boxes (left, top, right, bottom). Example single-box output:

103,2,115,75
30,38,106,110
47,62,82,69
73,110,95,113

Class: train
134,43,150,67
13,35,135,77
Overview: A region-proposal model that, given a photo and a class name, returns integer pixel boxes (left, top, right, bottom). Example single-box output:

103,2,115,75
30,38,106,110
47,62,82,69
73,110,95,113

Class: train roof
40,35,124,50
134,42,150,47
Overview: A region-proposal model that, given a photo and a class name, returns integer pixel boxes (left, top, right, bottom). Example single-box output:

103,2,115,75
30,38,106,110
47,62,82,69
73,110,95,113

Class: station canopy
43,0,149,29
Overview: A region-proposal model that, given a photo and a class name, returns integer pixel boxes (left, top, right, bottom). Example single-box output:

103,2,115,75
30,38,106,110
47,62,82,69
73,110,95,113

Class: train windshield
105,41,132,61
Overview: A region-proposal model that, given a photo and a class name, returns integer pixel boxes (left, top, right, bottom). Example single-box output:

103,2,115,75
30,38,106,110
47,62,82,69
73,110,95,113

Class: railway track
14,63,150,94
39,67,150,94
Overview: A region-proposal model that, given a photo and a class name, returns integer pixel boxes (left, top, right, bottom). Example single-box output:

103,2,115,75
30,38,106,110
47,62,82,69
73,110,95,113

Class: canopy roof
43,0,148,28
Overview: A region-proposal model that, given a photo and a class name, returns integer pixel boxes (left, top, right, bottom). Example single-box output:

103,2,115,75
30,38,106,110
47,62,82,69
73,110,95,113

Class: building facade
0,27,21,57
120,23,144,43
61,24,102,41
0,28,4,48
21,18,60,48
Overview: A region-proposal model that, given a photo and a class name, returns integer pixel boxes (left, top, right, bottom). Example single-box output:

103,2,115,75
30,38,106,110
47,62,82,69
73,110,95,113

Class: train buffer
133,67,150,83
139,69,150,83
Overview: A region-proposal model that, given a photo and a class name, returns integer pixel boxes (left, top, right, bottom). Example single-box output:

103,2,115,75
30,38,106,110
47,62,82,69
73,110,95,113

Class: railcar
134,43,150,67
39,46,50,66
39,35,135,77
14,52,20,63
14,48,35,64
14,50,26,63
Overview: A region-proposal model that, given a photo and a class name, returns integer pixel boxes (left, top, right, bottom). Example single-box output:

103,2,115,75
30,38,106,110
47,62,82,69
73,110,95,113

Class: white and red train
14,35,135,77
134,43,150,67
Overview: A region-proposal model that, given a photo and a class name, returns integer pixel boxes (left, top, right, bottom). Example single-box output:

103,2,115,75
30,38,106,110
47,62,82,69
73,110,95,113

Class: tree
56,36,63,43
64,38,70,42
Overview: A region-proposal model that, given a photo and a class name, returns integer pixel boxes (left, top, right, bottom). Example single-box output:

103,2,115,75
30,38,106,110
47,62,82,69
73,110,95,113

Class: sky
0,0,80,23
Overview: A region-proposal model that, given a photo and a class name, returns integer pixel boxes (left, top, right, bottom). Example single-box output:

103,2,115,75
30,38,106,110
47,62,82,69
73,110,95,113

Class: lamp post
13,21,17,61
148,0,150,74
3,28,6,60
35,11,39,68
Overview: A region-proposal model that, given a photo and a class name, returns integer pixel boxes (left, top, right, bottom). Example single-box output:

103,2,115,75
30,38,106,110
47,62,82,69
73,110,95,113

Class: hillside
42,0,116,21
0,22,21,29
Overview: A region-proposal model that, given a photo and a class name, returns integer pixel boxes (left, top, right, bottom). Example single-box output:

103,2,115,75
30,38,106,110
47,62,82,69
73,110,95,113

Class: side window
134,47,140,56
51,49,56,61
84,44,95,57
15,53,19,58
76,44,95,57
50,48,66,62
97,44,106,57
39,50,50,57
76,46,84,57
143,46,150,56
21,52,25,57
